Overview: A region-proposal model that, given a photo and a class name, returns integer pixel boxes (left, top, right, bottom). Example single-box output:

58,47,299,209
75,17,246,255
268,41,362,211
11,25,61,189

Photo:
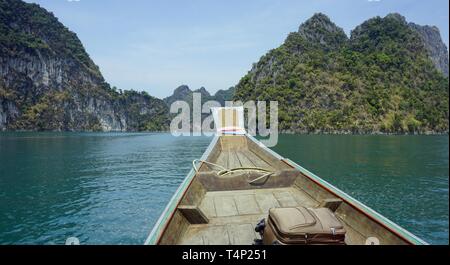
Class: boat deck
213,149,276,170
148,135,425,245
179,187,319,245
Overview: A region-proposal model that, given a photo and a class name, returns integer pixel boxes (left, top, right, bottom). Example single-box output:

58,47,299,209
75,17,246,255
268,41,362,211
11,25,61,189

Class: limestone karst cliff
234,13,449,133
0,0,169,131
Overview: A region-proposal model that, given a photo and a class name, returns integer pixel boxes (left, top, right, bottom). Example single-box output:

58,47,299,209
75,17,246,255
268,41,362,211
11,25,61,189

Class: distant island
1,0,448,134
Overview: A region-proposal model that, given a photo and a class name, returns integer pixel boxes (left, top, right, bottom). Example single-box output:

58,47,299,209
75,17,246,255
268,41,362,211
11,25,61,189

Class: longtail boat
145,107,427,245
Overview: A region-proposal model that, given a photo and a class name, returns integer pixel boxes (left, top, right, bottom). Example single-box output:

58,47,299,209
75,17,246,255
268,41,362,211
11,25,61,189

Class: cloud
67,0,81,2
367,0,381,2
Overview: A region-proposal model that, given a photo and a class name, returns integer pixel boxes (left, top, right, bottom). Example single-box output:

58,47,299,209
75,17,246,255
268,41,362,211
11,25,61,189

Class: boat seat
319,198,343,212
262,206,346,244
178,205,209,224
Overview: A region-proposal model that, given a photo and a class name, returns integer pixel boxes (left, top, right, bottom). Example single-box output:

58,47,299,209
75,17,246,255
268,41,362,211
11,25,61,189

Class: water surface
0,132,211,244
271,134,449,244
0,133,448,244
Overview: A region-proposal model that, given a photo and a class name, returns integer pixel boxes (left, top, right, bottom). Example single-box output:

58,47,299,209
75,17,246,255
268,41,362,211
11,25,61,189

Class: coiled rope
192,159,275,184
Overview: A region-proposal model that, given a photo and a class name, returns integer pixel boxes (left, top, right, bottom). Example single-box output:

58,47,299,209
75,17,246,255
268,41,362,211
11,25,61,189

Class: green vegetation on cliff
0,0,100,77
234,13,449,133
0,0,169,131
2,2,448,134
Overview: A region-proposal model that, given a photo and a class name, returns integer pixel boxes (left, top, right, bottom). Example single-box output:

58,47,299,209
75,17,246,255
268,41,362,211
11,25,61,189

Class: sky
25,0,449,99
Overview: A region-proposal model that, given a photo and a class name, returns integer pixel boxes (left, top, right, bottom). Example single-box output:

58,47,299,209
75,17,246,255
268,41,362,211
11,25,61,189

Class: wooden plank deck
179,187,318,245
210,149,275,171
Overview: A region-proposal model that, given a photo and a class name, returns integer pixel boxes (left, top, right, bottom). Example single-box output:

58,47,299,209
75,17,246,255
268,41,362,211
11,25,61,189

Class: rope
192,159,226,172
247,172,274,184
192,159,275,184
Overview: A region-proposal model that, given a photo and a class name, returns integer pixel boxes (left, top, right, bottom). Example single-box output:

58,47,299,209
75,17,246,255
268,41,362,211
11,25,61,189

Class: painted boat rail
144,136,219,245
145,134,428,245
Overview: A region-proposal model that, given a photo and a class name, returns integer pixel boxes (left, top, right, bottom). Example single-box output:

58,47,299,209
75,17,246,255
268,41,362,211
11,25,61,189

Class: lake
0,133,448,244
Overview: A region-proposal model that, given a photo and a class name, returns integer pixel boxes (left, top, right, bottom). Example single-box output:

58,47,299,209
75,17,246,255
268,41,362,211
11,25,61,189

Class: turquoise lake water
0,133,448,244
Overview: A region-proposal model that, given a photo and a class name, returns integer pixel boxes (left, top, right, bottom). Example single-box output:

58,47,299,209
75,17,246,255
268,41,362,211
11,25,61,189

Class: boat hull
145,135,426,245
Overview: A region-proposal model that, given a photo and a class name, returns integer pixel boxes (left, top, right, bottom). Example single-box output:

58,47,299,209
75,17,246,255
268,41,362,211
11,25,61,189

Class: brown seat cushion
269,206,345,236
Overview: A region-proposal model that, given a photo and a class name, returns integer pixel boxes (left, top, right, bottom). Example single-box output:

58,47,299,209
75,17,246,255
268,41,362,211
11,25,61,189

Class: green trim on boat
144,136,219,245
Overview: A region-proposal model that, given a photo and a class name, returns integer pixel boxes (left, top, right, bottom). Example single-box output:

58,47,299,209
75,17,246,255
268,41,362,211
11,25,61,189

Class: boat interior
156,135,413,245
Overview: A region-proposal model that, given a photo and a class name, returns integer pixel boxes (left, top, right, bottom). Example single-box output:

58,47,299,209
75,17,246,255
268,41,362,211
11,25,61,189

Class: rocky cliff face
297,13,347,50
213,87,235,106
163,85,235,126
409,23,449,77
234,13,449,133
163,85,234,107
163,85,192,106
0,0,169,131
